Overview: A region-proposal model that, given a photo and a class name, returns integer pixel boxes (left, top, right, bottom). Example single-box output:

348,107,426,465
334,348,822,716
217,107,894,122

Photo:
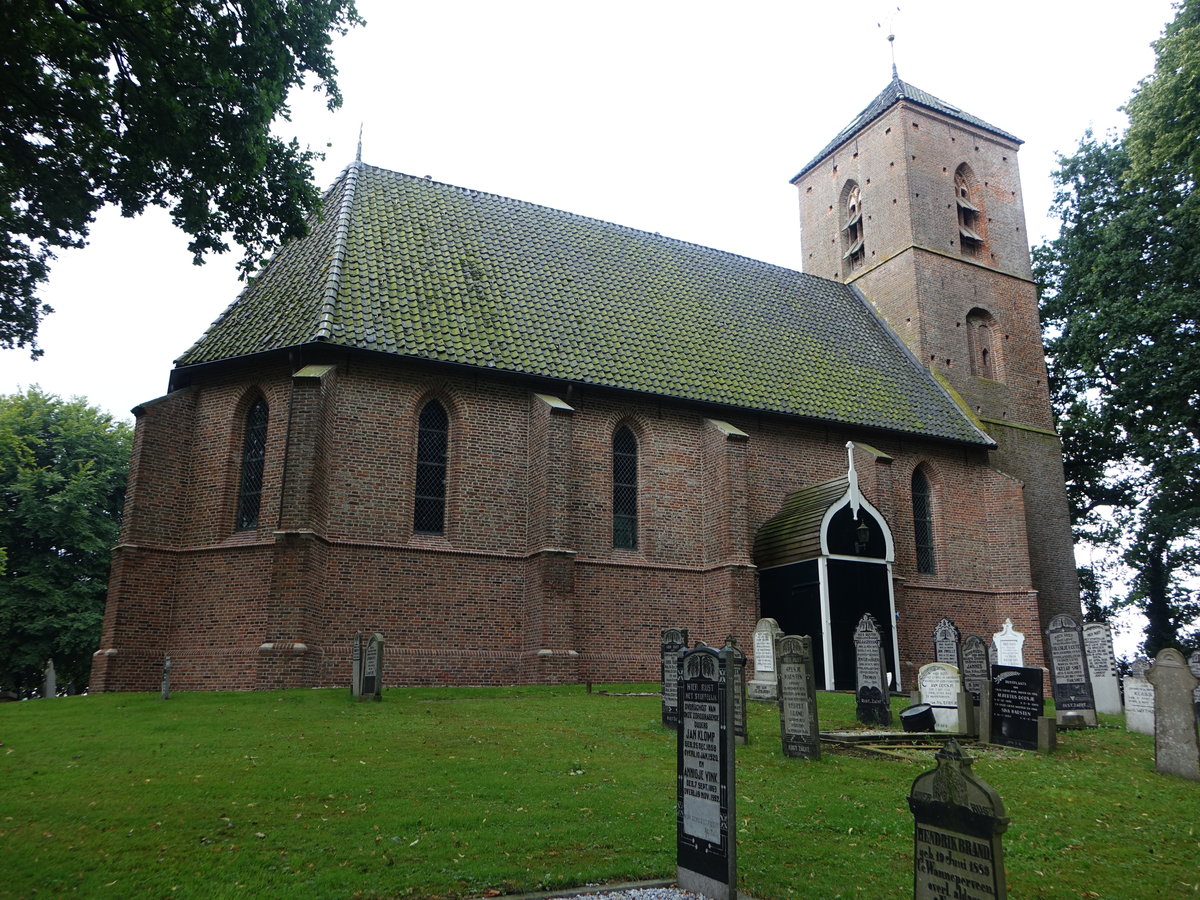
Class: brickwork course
92,74,1078,693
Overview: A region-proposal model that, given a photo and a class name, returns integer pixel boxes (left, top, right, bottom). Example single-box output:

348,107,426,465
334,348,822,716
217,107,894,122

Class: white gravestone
1083,622,1122,715
918,663,963,732
1189,651,1200,724
748,618,783,701
992,619,1025,667
1123,674,1155,736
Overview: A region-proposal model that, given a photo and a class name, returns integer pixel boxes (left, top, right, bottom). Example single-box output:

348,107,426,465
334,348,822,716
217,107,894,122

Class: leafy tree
0,0,362,354
1035,0,1200,657
0,388,131,694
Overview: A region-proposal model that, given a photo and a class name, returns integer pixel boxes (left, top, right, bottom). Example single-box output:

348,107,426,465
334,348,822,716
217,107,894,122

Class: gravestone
360,632,384,702
1046,614,1097,726
661,628,689,729
918,663,963,732
776,635,820,760
43,659,56,698
960,636,988,707
1145,649,1200,781
1189,651,1200,723
1083,622,1121,715
724,637,748,745
909,739,1009,900
854,613,892,726
1123,672,1155,736
1131,655,1151,678
748,618,783,701
350,631,363,698
160,656,172,701
677,644,737,900
992,619,1025,667
989,666,1044,751
934,617,962,669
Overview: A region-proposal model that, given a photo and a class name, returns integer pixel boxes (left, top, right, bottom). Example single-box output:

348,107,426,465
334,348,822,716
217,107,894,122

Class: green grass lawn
1,686,1197,899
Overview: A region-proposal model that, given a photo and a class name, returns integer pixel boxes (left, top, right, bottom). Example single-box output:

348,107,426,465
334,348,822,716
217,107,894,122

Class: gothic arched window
414,400,449,534
613,426,638,549
912,467,935,575
841,181,865,272
955,164,983,257
236,397,269,530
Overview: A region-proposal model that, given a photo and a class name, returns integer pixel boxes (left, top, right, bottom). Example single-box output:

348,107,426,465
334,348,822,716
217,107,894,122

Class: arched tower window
912,467,935,575
236,397,269,531
613,426,638,549
414,400,449,534
966,307,1000,379
841,181,865,273
954,164,983,257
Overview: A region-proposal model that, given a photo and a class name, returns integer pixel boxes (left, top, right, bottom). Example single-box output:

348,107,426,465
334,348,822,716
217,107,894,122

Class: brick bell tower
790,71,1081,633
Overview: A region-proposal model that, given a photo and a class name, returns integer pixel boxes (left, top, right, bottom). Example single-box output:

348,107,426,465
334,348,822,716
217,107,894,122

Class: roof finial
356,123,363,162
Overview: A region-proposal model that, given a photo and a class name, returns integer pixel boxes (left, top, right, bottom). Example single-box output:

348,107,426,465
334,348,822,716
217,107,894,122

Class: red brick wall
93,353,1051,692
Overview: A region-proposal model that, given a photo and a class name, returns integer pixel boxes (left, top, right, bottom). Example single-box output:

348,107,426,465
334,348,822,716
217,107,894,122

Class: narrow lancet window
613,426,638,549
841,181,866,272
912,468,935,575
955,166,983,256
236,398,269,530
414,400,449,534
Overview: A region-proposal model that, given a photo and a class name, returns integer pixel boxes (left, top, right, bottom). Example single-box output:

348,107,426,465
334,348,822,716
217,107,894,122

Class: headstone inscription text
748,618,783,701
989,665,1043,752
1046,614,1096,725
854,613,891,726
918,663,962,732
661,628,689,729
960,636,988,707
992,619,1024,667
677,646,737,900
1083,622,1121,715
1123,674,1155,736
909,739,1009,900
776,635,820,760
934,617,962,669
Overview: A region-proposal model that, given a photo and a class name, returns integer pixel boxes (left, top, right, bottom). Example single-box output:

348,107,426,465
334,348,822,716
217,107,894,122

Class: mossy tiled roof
792,74,1022,181
177,163,990,446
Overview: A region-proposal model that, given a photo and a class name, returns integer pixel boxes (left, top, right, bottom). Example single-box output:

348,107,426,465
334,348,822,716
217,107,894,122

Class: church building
91,75,1079,692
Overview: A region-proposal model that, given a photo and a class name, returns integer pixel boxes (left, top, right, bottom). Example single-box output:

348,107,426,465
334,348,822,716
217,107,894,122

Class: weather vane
878,6,901,77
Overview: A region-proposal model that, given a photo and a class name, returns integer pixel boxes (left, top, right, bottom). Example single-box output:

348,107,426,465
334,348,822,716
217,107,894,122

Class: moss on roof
177,163,991,446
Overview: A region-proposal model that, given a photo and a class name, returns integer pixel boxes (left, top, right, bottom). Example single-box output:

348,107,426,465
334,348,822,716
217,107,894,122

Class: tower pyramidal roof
792,73,1022,181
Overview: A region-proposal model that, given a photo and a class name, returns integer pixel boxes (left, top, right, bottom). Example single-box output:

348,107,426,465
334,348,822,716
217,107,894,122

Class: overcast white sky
0,0,1178,422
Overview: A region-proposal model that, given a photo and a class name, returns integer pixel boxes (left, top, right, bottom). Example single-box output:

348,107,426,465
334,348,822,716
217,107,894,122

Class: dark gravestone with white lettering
360,632,384,702
1046,614,1096,726
934,617,962,669
1146,649,1200,782
776,635,820,760
909,739,1009,900
989,665,1043,752
960,636,988,707
661,628,689,729
725,636,748,746
854,613,891,726
350,631,363,698
677,645,737,900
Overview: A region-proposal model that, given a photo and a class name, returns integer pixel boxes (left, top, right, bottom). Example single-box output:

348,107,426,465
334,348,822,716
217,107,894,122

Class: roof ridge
314,161,362,342
354,164,816,278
